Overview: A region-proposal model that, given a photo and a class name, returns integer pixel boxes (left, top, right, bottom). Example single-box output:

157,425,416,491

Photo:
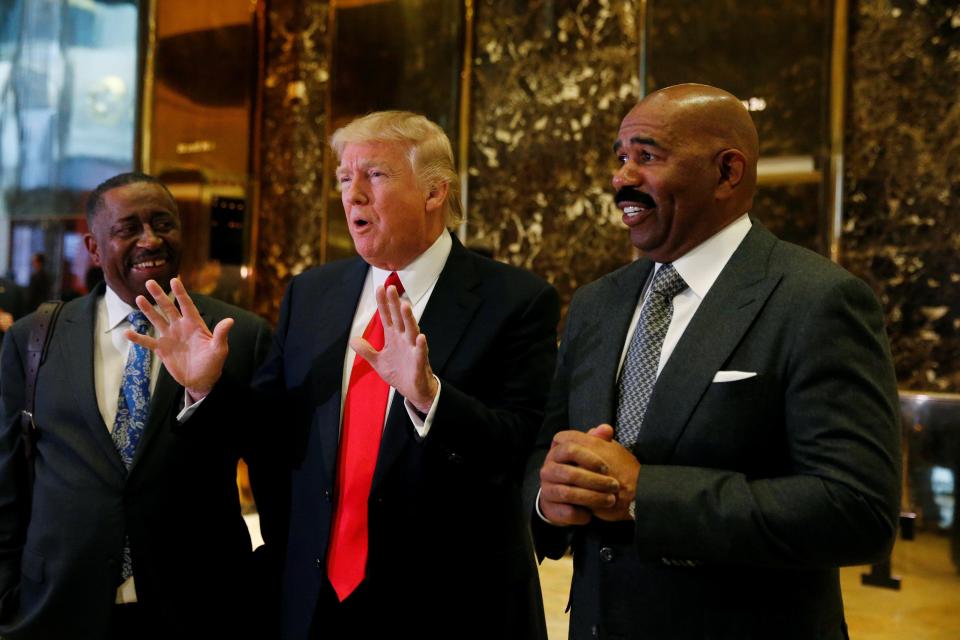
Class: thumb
211,317,234,349
350,336,378,363
587,423,615,441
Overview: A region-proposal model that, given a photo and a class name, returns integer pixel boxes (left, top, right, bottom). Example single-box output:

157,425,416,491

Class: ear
715,149,747,200
83,233,102,267
424,180,449,214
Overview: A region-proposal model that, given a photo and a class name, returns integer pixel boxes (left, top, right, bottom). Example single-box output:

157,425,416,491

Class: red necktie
327,272,404,601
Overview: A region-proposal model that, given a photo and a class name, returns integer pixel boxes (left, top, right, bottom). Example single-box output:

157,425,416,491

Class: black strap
20,301,64,465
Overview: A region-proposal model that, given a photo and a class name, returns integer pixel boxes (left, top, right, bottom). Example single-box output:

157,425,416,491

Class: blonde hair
330,111,462,226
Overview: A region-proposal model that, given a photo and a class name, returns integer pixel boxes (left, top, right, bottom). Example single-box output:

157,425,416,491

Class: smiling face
612,86,755,263
337,140,446,270
84,181,182,306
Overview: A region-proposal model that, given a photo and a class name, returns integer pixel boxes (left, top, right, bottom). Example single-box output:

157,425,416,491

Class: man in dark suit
0,172,273,639
131,111,559,639
527,84,901,639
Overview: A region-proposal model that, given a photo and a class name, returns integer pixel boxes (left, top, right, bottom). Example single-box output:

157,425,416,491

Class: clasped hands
538,425,641,525
127,278,437,412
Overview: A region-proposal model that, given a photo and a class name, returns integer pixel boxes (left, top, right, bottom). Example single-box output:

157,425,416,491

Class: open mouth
616,188,657,218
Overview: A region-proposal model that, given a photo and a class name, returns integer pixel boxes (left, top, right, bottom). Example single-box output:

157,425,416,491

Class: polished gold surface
537,533,960,639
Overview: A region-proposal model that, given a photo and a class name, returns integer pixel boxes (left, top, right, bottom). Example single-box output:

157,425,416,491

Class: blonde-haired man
128,111,558,639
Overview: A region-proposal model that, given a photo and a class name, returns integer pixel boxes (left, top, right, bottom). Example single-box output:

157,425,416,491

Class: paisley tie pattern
112,310,152,579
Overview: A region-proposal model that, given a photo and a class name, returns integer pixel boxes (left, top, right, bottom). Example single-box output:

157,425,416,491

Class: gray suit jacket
525,221,901,640
0,283,273,639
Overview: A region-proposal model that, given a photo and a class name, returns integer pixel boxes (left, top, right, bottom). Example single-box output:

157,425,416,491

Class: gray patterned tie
615,264,688,448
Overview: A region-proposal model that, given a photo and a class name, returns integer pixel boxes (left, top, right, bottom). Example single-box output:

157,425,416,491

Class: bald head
640,84,759,197
612,83,760,262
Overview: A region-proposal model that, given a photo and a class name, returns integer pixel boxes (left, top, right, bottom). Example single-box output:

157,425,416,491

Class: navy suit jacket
247,233,558,640
0,283,273,639
525,222,901,640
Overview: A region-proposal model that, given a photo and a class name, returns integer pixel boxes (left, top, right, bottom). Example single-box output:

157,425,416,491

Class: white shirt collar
103,285,140,333
370,230,452,306
667,213,752,299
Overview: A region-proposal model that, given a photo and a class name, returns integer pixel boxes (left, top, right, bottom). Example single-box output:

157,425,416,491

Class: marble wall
467,0,641,308
255,0,331,322
842,0,960,393
255,0,960,393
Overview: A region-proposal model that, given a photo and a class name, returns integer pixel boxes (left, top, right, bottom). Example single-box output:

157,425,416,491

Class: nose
612,160,641,190
343,177,368,205
137,224,162,247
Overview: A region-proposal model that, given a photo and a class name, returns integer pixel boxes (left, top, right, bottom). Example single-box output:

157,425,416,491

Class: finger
171,277,206,327
375,285,393,329
540,481,617,510
539,499,592,526
135,294,170,331
547,439,611,474
400,301,420,345
144,279,181,324
386,285,405,334
587,424,616,441
414,333,431,370
125,329,160,352
211,317,234,350
350,336,378,363
541,461,619,493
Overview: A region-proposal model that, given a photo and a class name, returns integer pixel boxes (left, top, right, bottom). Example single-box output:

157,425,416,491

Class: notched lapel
59,295,127,478
581,261,653,430
635,225,781,462
372,240,481,490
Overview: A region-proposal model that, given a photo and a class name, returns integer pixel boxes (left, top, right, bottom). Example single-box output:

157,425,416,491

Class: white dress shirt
93,286,163,604
340,230,452,438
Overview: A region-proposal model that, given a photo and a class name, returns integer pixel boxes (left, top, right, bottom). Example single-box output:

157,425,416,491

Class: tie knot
652,264,687,300
127,311,150,335
384,272,405,297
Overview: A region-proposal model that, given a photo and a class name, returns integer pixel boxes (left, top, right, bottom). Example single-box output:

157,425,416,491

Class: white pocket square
712,370,757,383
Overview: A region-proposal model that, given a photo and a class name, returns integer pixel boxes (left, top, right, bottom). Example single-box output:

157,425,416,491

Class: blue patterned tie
112,310,152,579
615,264,688,448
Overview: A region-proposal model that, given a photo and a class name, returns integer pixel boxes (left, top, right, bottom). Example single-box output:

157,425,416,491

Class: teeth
623,205,644,216
134,259,166,269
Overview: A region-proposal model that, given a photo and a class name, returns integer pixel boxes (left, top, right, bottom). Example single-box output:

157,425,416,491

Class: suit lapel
635,224,781,462
319,259,370,485
372,236,481,490
586,260,653,430
129,300,208,473
59,288,127,478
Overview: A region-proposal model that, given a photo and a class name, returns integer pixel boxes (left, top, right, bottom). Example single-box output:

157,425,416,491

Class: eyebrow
612,136,661,152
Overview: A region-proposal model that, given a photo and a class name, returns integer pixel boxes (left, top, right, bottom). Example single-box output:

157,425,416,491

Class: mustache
615,187,655,208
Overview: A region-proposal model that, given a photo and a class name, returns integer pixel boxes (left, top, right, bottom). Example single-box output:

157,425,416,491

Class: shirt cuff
535,488,559,525
404,375,441,439
176,392,206,423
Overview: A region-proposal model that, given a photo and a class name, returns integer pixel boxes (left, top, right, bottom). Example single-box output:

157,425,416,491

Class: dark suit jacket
245,233,558,640
525,222,901,640
0,282,273,639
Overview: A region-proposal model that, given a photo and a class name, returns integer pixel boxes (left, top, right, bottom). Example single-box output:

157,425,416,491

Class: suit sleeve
423,282,560,485
0,328,29,622
632,276,901,569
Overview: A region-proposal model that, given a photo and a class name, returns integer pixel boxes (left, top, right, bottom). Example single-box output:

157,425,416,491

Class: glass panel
0,0,138,311
326,0,465,262
145,0,260,307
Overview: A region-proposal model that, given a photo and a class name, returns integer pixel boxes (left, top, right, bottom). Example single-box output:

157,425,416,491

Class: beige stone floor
536,532,960,640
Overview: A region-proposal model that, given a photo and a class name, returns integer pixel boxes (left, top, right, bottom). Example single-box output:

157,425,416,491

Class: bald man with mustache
525,84,901,639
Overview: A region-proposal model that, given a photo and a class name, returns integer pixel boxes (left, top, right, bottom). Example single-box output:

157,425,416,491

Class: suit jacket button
591,624,599,638
599,547,614,562
323,489,331,501
315,557,322,569
106,558,117,568
447,451,461,462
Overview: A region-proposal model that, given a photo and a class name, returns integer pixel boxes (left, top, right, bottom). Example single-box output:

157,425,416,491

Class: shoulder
768,237,872,298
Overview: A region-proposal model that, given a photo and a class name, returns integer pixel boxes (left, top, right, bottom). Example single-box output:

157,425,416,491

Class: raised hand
350,283,438,414
126,277,233,401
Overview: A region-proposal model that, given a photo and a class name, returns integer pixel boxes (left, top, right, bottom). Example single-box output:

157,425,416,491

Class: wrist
411,376,439,414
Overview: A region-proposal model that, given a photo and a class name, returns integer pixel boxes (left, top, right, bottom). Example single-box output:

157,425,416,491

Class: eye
369,169,385,179
617,154,628,165
639,150,655,162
